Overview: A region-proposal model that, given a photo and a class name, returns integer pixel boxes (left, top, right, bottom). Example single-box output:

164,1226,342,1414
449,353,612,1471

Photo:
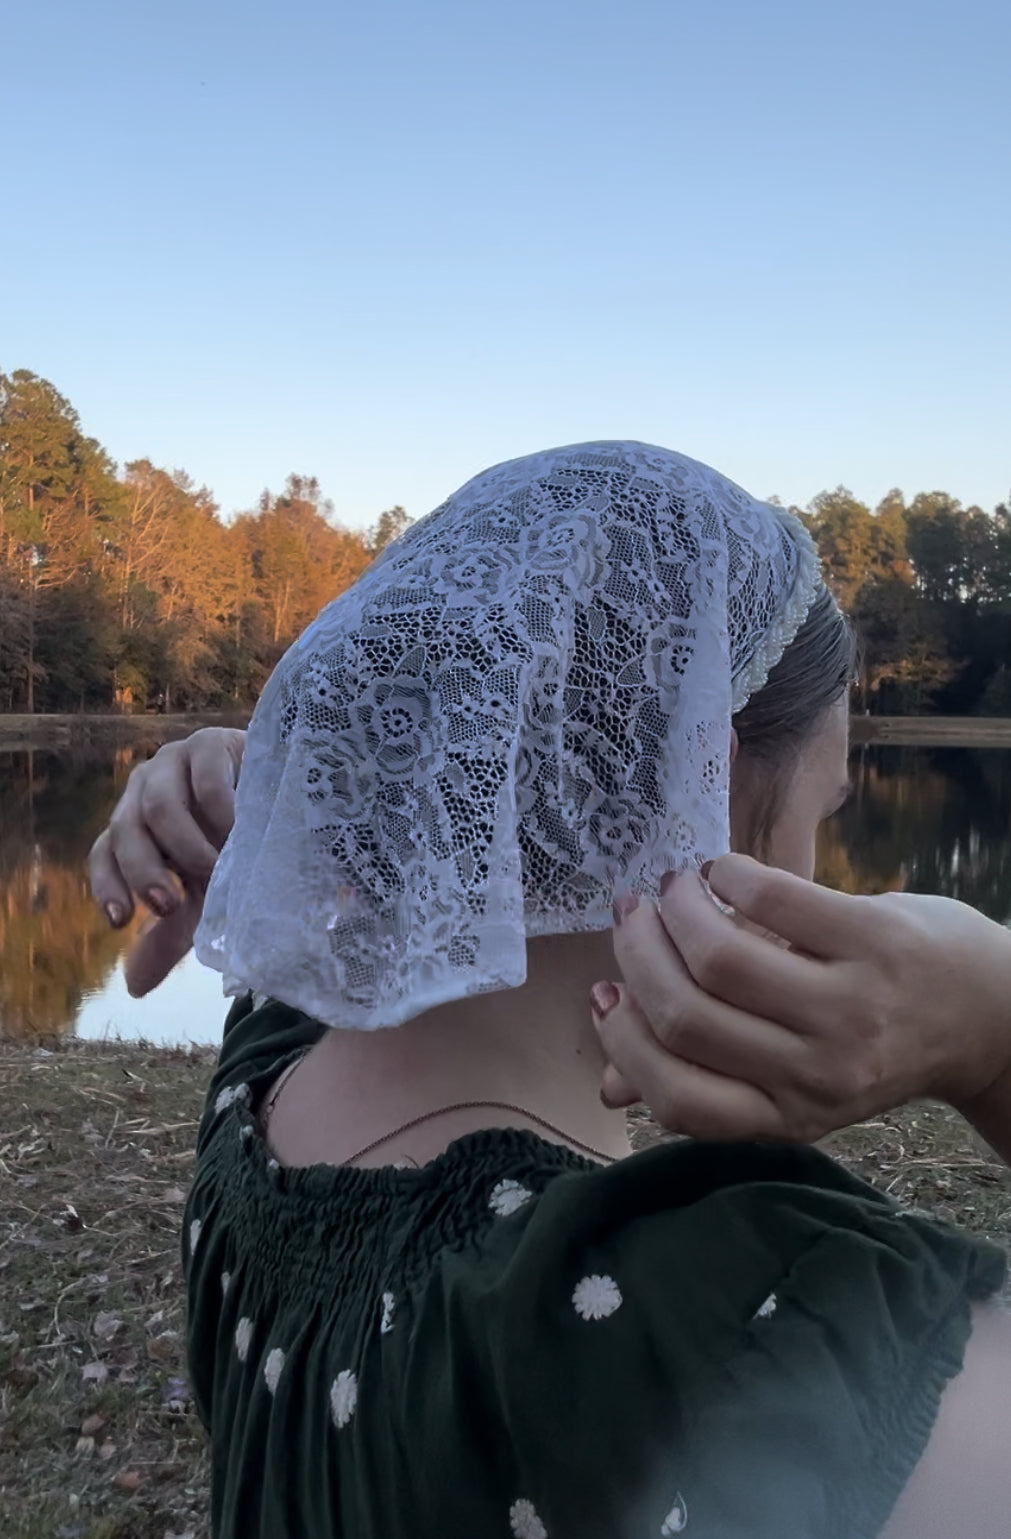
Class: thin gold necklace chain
262,1062,617,1166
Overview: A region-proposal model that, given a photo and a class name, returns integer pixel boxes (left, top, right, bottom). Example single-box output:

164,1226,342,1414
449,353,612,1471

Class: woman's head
197,442,846,1028
730,584,856,879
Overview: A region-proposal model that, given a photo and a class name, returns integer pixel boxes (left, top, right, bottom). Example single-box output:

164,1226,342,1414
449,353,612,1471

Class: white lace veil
195,442,820,1029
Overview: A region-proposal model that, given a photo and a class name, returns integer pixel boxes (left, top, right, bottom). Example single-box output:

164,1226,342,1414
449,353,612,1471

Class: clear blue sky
3,0,1008,529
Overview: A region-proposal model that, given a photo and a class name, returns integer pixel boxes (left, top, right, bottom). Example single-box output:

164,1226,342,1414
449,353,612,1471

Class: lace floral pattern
197,442,818,1029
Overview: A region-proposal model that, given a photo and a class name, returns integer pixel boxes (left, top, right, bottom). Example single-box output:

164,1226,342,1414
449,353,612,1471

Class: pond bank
0,712,250,752
851,716,1011,747
4,712,1010,752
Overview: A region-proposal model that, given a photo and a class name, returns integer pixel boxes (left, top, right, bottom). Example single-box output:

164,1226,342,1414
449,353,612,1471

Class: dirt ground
2,1040,1009,1539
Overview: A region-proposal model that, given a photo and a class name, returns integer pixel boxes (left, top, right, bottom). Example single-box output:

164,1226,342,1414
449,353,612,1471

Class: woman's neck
264,932,633,1168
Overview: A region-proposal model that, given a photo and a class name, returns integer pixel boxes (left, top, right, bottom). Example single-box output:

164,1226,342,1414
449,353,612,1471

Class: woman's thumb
124,885,202,997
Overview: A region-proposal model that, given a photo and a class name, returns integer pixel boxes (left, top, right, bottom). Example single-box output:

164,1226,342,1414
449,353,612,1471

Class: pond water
1,743,1009,1045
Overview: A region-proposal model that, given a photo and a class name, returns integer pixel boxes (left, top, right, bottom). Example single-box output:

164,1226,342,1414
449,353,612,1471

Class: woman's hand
593,855,1011,1145
88,727,246,995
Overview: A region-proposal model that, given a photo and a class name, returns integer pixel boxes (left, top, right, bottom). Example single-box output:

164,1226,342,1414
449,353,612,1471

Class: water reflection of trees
1,745,1008,1044
817,748,1011,925
0,748,139,1040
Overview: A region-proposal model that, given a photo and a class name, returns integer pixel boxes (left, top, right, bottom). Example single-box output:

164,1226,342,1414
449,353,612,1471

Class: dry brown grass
2,1043,1009,1538
0,1040,214,1539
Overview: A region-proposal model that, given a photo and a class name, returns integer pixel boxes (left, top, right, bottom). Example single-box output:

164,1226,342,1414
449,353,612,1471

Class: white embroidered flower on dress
509,1497,548,1538
329,1369,358,1429
189,1219,202,1254
572,1273,622,1321
235,1317,254,1362
489,1179,534,1217
754,1292,777,1320
215,1082,249,1115
380,1292,396,1334
263,1348,285,1395
661,1491,688,1533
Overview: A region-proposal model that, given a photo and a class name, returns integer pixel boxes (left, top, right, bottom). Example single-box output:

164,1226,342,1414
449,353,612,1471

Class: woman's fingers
600,862,1011,1144
187,728,242,849
87,829,134,927
704,854,881,962
89,753,204,923
96,746,216,920
137,749,221,880
91,730,244,931
93,766,179,919
124,884,203,997
104,802,183,917
612,894,817,1077
88,729,243,994
656,872,835,1034
600,1062,641,1109
592,985,785,1141
604,888,879,1140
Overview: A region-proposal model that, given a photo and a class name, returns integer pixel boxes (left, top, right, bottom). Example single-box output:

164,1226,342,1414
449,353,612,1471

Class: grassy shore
1,1039,1009,1538
0,1041,213,1539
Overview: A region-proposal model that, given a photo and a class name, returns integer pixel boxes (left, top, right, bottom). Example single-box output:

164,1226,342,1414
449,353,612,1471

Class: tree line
797,486,1011,715
1,367,1009,716
0,370,407,714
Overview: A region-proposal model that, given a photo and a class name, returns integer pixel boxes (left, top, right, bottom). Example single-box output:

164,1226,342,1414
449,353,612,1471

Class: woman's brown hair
731,584,857,850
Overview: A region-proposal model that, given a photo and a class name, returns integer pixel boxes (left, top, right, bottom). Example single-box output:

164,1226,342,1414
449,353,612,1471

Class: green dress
184,994,1006,1539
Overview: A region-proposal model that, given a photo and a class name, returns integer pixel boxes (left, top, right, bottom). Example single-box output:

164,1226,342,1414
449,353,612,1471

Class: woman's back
187,994,1006,1539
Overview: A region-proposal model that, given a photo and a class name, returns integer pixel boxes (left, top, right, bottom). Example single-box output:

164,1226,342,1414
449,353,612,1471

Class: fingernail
590,980,620,1018
105,902,124,927
700,861,714,881
612,893,639,927
146,886,174,917
659,869,678,897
